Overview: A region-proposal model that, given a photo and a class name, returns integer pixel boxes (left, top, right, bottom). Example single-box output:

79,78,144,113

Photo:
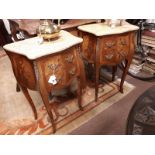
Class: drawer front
62,47,80,81
116,34,129,59
100,34,130,65
39,47,80,92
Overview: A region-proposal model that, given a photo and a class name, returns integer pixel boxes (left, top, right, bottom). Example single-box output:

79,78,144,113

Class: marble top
78,21,139,36
3,30,83,60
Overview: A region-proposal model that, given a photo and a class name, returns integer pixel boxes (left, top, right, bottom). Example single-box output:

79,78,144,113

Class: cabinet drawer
39,47,80,92
100,34,130,65
117,34,129,56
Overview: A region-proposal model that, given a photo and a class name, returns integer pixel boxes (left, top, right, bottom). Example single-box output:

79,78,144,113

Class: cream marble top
3,30,83,60
78,21,139,36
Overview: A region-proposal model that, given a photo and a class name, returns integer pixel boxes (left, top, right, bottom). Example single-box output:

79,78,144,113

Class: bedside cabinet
78,22,139,101
4,30,86,133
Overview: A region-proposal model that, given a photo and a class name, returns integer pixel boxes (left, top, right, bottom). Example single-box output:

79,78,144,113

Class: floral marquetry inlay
65,55,74,63
69,67,76,75
48,63,59,73
119,38,127,46
105,41,116,49
10,54,37,90
105,53,114,60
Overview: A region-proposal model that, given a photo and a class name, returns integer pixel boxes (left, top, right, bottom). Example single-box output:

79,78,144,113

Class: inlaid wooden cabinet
78,22,138,101
4,30,85,133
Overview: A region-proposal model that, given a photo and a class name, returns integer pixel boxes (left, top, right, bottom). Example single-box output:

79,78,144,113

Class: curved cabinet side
5,51,37,90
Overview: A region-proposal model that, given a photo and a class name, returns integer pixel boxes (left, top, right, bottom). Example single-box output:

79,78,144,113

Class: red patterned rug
0,56,135,135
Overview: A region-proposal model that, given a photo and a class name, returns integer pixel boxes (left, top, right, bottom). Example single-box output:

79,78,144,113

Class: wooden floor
69,70,155,135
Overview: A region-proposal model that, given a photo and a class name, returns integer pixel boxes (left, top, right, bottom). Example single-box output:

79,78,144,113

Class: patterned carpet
127,85,155,135
0,55,135,135
0,47,6,57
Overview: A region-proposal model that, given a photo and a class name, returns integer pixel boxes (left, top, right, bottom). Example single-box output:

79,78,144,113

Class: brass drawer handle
48,63,59,73
105,54,114,60
105,41,116,48
120,39,127,46
65,55,74,63
118,51,126,59
69,67,76,75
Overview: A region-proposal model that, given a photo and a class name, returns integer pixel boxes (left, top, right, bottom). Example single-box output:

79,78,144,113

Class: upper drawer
38,46,80,92
100,33,130,65
117,33,130,52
